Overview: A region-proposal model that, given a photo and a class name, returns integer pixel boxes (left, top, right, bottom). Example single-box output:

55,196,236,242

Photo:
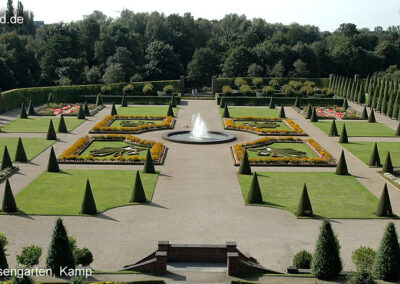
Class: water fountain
162,113,236,144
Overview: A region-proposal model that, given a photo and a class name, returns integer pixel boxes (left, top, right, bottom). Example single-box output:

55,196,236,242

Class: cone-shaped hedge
396,122,400,136
310,107,318,122
143,149,155,174
0,236,8,269
167,104,174,117
328,118,338,136
296,183,313,217
269,97,275,109
305,105,312,119
311,220,342,279
1,146,13,170
376,184,392,217
368,109,376,123
47,147,59,173
373,222,400,280
382,152,394,174
20,102,28,119
28,100,36,115
2,179,17,213
77,103,85,119
111,102,117,116
121,94,127,107
336,150,349,175
15,137,27,162
361,106,368,119
130,171,146,203
170,95,177,108
57,114,68,133
368,142,381,167
338,124,348,143
47,93,53,104
246,173,263,204
46,119,57,140
294,97,300,108
80,179,97,215
219,98,225,108
279,106,286,118
222,105,230,118
96,93,103,106
83,101,90,116
46,218,76,274
238,151,251,175
342,99,348,110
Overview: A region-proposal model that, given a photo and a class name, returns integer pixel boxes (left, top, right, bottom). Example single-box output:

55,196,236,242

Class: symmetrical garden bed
313,121,396,137
232,137,335,166
1,117,84,133
295,106,364,120
90,115,174,134
36,103,104,116
0,138,55,162
58,134,166,165
380,171,400,190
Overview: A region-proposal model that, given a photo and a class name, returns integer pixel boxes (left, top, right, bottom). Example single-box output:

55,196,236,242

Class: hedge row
217,96,344,107
81,95,181,105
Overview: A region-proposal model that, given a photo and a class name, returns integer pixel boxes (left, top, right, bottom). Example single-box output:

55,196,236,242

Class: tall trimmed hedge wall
81,95,181,105
217,96,344,107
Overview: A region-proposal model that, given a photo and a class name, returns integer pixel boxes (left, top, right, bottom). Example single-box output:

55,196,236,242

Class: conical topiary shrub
27,100,36,115
328,118,338,136
46,218,76,275
111,102,117,116
310,107,318,122
2,179,17,213
1,146,13,170
279,106,286,118
0,234,7,269
77,103,85,120
167,104,174,117
396,122,400,136
238,151,251,175
311,220,342,279
269,97,275,109
223,105,230,118
47,147,59,173
83,101,90,116
294,97,300,108
46,119,57,140
338,124,348,143
246,173,263,204
130,171,146,203
373,222,400,281
219,98,225,108
335,150,349,175
368,142,381,167
143,149,155,174
376,184,392,217
361,106,368,119
47,93,53,104
20,102,28,119
121,94,127,107
170,95,177,108
80,179,97,215
382,152,394,174
368,109,376,123
296,183,313,217
305,105,312,119
342,99,348,110
15,137,27,162
58,114,68,133
96,93,103,106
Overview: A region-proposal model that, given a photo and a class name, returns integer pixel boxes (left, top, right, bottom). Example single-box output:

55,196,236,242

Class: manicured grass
117,106,178,116
234,120,290,130
0,138,55,162
15,169,159,215
246,142,317,158
238,172,379,218
219,107,280,118
342,142,400,167
110,119,164,127
313,121,396,137
80,141,149,159
1,117,84,133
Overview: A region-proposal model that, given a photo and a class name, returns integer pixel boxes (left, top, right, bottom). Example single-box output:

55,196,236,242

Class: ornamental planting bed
232,137,335,166
295,106,364,120
36,103,104,116
1,117,84,133
380,171,400,190
90,115,174,134
58,134,166,165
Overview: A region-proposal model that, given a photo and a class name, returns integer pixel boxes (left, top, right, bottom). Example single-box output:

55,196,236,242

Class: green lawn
80,141,149,159
117,106,178,116
342,142,400,167
1,117,84,133
220,107,280,118
15,169,159,215
0,138,55,162
234,120,290,130
246,143,317,158
238,172,379,218
313,121,396,137
110,119,164,127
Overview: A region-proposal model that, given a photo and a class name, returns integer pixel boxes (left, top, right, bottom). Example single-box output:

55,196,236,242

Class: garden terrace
35,103,104,116
117,106,179,116
216,96,344,107
0,117,84,133
295,106,365,120
314,121,397,137
0,138,55,162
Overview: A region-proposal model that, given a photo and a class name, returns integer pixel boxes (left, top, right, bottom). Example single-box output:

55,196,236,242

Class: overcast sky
6,0,400,32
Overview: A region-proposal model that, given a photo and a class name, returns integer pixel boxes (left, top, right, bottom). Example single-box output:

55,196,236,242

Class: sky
4,0,400,32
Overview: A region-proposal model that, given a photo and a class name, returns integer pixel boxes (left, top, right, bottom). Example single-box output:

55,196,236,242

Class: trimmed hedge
216,96,344,107
80,95,181,105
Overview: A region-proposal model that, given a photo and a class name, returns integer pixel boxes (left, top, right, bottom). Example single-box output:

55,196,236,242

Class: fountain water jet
191,113,209,139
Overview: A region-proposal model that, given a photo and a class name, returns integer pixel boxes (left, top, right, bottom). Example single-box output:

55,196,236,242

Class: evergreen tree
396,122,400,136
373,222,400,280
382,152,394,174
46,119,57,140
121,94,127,107
386,92,395,117
1,146,13,170
80,180,97,215
46,218,76,275
376,184,392,217
342,99,348,110
130,171,146,202
368,142,381,167
2,179,17,213
338,124,348,143
279,106,286,118
20,102,27,119
77,103,85,119
47,93,53,104
57,114,67,133
222,105,230,118
310,107,318,122
47,147,59,173
269,97,275,109
371,83,379,109
96,93,103,106
311,220,342,279
83,101,90,116
15,137,27,162
238,151,251,175
305,105,312,119
392,94,399,119
170,95,177,108
368,109,376,123
296,183,313,217
294,97,300,108
246,173,263,204
361,106,368,119
0,235,7,269
219,98,226,108
358,82,365,104
143,149,155,174
110,102,117,116
328,118,338,136
27,100,35,115
167,104,174,117
336,150,349,175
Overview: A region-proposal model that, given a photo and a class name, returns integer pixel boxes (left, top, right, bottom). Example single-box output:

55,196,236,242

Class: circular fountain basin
162,131,236,144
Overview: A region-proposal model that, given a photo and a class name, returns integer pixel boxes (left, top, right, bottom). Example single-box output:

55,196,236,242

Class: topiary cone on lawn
376,184,392,217
310,107,319,122
83,101,90,116
130,171,146,203
294,97,300,108
1,146,13,170
167,104,174,117
342,99,349,110
361,106,368,119
368,142,381,167
238,151,251,175
121,94,127,107
368,109,376,123
77,103,85,120
15,137,27,162
219,98,225,108
328,118,338,136
20,102,28,119
338,124,349,143
47,147,59,173
269,97,275,109
395,122,400,136
96,93,103,106
111,102,117,116
336,150,349,175
306,105,312,119
28,100,36,115
296,183,313,217
47,93,53,104
58,114,68,133
279,106,286,118
46,119,57,140
2,179,17,213
170,95,177,107
143,149,155,174
246,172,263,204
223,105,230,118
382,152,394,174
80,179,97,215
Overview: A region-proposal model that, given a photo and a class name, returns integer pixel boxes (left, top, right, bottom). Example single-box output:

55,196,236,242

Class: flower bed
232,136,335,166
58,134,166,165
223,116,306,136
36,103,104,116
295,106,365,120
90,115,174,134
380,171,400,189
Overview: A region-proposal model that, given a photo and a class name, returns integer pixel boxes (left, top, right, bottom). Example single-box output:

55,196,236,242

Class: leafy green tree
74,247,93,267
293,250,312,269
17,245,42,267
187,48,220,82
222,46,252,77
